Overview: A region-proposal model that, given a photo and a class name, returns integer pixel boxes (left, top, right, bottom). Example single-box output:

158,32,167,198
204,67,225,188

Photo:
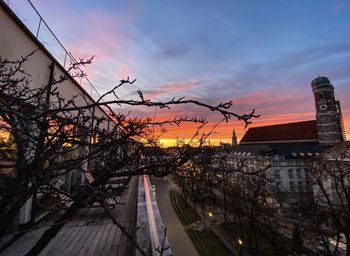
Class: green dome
311,76,331,86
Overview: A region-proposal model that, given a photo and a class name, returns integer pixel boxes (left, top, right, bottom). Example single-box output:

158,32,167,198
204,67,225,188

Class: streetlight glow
208,211,213,217
238,238,243,246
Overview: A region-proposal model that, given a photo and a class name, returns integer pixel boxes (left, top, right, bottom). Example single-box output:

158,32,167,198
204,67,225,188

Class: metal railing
143,175,160,256
4,0,103,101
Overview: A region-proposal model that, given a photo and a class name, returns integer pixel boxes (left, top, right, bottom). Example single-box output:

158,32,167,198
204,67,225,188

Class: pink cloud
30,0,138,83
146,80,199,99
67,11,123,62
116,65,132,80
234,86,309,110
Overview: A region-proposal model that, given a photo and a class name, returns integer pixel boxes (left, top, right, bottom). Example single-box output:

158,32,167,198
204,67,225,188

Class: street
151,176,199,256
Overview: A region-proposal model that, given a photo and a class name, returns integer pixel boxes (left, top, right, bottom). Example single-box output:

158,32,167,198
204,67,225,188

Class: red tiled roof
240,120,318,144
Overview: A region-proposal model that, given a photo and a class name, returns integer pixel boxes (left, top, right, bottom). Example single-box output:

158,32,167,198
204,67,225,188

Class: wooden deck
1,226,51,256
39,176,138,256
1,176,138,256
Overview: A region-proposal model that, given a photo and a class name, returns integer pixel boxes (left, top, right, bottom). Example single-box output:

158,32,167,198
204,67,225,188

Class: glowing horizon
8,1,350,144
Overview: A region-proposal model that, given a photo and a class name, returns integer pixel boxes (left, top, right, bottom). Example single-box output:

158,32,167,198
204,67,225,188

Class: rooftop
240,120,318,144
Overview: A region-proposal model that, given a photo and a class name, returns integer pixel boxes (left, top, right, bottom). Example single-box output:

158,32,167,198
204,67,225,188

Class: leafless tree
225,167,291,256
299,143,350,256
0,51,259,255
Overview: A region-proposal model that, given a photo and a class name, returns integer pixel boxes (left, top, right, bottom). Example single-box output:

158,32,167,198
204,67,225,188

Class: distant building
313,141,350,206
311,76,346,145
232,128,238,146
240,76,345,146
240,120,318,145
225,76,346,202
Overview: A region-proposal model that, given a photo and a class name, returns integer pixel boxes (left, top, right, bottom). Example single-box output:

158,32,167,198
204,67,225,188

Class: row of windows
272,161,305,167
274,168,310,179
289,181,312,192
228,159,265,165
275,181,312,192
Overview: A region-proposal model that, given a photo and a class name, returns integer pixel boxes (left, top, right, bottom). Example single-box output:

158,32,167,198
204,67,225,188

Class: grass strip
187,228,231,256
170,190,200,225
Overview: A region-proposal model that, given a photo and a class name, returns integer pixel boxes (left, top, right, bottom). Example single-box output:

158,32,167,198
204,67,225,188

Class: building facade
225,76,346,203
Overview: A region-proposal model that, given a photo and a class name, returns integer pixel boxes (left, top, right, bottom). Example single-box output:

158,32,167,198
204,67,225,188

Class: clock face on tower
319,104,327,111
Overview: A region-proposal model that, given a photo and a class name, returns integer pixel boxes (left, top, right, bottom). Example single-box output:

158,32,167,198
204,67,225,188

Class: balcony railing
143,175,161,255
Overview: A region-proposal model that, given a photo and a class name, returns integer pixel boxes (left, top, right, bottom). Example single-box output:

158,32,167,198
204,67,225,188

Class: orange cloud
154,107,350,147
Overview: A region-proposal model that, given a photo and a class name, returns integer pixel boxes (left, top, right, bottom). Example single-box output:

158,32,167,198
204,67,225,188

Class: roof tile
240,120,318,144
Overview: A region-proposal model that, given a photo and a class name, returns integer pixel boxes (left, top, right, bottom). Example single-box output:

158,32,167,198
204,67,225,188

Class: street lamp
237,238,243,256
208,211,213,229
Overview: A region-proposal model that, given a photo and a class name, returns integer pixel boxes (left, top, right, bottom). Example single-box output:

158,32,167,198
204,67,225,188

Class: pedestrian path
152,177,199,256
165,177,238,255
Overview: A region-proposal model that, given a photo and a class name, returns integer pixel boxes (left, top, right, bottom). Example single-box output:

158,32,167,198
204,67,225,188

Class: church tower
232,128,238,146
311,76,345,145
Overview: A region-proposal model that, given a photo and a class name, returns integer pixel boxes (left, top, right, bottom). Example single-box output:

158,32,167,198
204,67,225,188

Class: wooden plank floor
38,176,138,256
1,225,51,256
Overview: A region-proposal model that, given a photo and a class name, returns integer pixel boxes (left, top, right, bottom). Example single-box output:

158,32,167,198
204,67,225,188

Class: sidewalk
152,176,199,256
167,177,239,255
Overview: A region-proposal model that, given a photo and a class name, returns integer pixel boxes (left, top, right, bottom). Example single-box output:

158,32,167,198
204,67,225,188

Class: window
298,182,303,192
0,126,16,176
275,181,281,192
304,169,309,177
290,181,294,191
306,181,312,192
274,169,280,179
297,169,302,178
288,169,293,178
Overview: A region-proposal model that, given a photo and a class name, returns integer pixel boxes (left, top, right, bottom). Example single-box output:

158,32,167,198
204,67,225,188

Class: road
151,176,199,256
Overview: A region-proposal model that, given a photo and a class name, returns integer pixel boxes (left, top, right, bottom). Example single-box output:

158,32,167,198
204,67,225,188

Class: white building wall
0,4,116,224
0,6,112,126
227,153,313,197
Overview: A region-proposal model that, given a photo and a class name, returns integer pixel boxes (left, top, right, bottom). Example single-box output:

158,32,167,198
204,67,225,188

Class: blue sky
8,0,350,143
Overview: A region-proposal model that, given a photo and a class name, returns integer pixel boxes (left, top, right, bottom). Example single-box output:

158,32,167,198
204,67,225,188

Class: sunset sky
9,0,350,146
